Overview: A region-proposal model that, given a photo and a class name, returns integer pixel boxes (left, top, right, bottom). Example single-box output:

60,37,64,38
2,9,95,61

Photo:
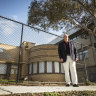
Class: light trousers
63,56,78,84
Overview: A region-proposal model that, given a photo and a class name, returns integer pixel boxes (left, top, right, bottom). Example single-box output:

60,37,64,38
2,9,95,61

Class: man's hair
63,34,69,37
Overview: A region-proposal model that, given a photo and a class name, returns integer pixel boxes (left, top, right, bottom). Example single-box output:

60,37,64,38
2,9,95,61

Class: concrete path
0,86,96,95
0,89,10,95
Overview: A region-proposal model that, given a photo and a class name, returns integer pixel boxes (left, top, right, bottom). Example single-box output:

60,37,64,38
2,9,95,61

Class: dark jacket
58,40,77,62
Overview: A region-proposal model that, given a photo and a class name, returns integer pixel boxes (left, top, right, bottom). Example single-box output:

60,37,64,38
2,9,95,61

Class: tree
28,0,96,36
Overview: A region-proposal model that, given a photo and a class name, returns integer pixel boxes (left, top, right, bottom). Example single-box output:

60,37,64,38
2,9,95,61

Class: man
58,34,79,87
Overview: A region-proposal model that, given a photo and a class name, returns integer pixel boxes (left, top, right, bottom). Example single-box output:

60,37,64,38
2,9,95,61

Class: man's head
63,34,69,42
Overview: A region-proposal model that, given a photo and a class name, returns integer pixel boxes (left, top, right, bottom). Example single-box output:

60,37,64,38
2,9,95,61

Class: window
0,64,7,74
71,33,88,40
33,62,37,74
77,53,79,59
83,50,88,59
0,48,5,53
11,65,18,74
47,62,52,73
79,52,82,60
72,37,77,40
78,50,88,60
11,65,18,69
11,69,14,74
61,63,64,73
54,62,59,73
39,62,44,73
29,64,32,74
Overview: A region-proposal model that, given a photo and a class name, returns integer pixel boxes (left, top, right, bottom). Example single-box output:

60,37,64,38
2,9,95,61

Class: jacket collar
63,40,70,44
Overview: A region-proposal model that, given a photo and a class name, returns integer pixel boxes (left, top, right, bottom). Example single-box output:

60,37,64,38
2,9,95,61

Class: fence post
81,43,89,81
16,24,24,83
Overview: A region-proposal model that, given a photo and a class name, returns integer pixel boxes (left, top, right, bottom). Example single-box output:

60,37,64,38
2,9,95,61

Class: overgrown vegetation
82,78,92,86
0,79,16,85
1,91,96,96
0,79,23,85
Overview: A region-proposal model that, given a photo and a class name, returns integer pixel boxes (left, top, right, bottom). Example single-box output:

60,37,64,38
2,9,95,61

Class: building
0,42,65,82
0,23,96,82
0,43,19,80
49,23,96,82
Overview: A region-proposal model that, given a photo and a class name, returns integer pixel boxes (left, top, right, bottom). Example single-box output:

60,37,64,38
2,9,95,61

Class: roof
49,27,80,44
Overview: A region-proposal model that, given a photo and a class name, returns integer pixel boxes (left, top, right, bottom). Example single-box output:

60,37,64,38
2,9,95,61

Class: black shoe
73,84,79,87
66,84,70,87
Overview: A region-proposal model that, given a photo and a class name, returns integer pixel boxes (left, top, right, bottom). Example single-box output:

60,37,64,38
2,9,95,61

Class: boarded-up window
47,62,52,73
54,62,59,73
39,62,44,73
61,63,64,73
29,64,32,74
0,64,7,74
33,62,37,74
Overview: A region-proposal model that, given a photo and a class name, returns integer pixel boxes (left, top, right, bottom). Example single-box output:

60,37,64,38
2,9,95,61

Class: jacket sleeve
73,43,77,59
71,41,77,59
58,43,63,59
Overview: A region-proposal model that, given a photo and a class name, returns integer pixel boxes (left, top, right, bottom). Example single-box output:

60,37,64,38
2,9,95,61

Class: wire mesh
0,17,22,83
0,15,96,85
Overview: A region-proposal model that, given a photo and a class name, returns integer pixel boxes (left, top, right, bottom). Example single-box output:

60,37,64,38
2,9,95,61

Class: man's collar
63,40,70,43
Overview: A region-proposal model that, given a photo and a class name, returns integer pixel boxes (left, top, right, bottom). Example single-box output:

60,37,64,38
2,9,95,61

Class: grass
0,91,96,96
43,91,96,96
0,79,24,85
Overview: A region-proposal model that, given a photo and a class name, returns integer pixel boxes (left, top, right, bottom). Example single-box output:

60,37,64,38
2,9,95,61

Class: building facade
0,42,65,82
21,42,65,82
49,24,96,82
0,24,96,82
0,43,19,80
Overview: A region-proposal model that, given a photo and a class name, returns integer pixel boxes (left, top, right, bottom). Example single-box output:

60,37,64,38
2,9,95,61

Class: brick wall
30,74,65,82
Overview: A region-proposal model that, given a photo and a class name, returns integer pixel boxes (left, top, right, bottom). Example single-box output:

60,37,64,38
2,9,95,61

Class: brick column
52,61,54,73
37,62,39,74
45,61,47,73
59,62,61,73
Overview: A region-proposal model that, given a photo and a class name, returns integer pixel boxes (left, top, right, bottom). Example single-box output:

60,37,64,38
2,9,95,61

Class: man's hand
60,58,63,62
75,58,78,62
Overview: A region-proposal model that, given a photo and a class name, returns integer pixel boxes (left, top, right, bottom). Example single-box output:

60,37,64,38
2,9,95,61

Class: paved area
0,89,10,95
0,86,96,95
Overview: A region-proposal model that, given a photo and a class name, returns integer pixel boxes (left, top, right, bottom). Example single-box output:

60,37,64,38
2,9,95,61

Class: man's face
64,35,69,42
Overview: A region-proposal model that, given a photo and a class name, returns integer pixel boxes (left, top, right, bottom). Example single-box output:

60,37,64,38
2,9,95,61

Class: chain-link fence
74,40,96,83
0,16,22,83
0,16,63,84
0,15,96,85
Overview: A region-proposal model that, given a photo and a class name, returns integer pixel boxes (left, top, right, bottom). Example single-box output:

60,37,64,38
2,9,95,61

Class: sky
0,0,31,23
0,0,63,46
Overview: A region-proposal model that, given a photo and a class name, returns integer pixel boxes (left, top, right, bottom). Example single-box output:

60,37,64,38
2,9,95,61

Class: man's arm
73,42,78,61
58,43,62,59
58,43,64,62
74,47,77,58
